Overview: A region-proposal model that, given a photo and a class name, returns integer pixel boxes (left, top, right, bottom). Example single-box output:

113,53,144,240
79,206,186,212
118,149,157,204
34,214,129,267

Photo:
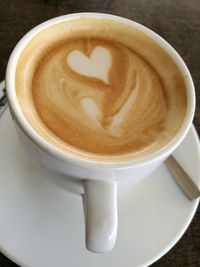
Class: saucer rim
0,109,199,267
143,126,200,266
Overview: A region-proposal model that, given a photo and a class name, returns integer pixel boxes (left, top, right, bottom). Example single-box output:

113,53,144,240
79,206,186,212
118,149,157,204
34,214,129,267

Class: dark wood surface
0,0,199,266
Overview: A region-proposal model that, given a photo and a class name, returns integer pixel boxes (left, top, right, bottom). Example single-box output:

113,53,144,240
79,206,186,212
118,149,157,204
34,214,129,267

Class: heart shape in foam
66,46,140,138
67,47,112,83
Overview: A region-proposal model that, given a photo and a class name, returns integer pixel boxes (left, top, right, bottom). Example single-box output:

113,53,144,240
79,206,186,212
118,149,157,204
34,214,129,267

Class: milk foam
67,47,111,84
16,18,187,161
66,45,140,138
80,98,102,128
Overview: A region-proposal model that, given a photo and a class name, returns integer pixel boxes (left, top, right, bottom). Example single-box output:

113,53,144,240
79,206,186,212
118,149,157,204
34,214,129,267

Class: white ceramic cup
6,13,195,253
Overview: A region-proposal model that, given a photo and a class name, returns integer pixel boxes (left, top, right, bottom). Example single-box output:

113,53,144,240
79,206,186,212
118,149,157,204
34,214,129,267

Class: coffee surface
16,18,187,161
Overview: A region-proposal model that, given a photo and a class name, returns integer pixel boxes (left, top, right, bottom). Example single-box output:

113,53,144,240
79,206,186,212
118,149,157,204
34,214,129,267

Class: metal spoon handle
165,155,200,200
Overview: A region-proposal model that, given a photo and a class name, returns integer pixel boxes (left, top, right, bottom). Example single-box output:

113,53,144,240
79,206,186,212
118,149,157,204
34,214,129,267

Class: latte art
16,18,187,161
32,38,167,153
67,46,112,83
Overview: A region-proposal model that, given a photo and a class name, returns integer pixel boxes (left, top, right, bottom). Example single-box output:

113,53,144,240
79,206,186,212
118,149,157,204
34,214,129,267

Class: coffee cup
6,13,195,253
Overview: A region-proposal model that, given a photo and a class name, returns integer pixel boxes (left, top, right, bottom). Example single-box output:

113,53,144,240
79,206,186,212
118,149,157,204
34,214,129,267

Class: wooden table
0,0,199,266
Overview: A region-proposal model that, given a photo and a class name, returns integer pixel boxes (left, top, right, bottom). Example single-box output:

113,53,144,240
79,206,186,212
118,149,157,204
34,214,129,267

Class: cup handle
83,180,118,253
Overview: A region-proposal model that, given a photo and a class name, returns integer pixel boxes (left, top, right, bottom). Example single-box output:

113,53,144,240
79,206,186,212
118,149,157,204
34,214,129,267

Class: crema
16,18,187,161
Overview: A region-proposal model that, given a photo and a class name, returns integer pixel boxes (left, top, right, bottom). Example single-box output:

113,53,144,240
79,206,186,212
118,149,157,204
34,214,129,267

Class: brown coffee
16,17,187,161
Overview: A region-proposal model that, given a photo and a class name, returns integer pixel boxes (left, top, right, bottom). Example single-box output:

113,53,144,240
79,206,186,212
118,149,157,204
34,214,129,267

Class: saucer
0,110,199,267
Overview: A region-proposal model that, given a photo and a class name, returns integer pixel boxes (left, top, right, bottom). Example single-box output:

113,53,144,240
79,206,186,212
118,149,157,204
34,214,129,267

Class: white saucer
0,109,199,267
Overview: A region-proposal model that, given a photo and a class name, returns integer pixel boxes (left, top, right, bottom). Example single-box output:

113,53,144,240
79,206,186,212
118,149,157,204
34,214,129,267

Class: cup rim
6,12,196,168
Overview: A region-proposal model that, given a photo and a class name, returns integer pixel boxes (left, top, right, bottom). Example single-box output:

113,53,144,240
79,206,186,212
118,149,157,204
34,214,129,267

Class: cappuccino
16,18,187,161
